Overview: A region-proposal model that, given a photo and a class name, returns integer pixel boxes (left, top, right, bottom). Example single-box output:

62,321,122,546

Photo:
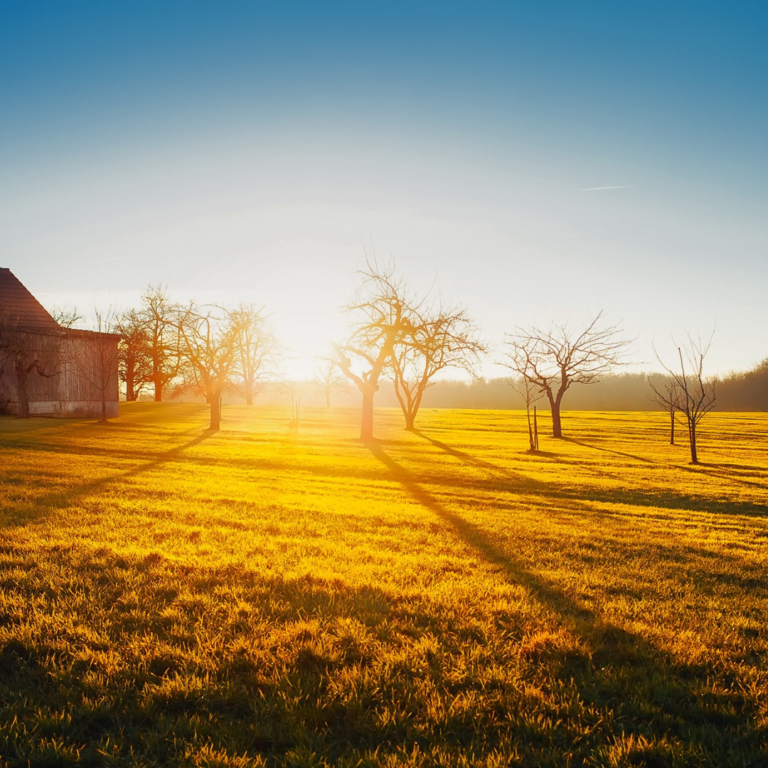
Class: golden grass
0,404,766,767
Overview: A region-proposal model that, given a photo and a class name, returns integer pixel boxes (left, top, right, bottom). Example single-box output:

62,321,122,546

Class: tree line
110,288,279,430
0,287,279,429
2,261,743,465
325,263,718,464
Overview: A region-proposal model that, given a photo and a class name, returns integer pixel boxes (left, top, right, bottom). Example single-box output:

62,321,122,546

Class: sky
1,1,766,378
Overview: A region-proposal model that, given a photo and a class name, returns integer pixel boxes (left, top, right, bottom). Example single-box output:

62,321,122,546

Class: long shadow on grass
0,424,237,462
5,430,215,526
675,462,768,490
410,430,768,519
365,440,765,764
563,437,655,464
413,428,651,489
410,428,527,478
2,536,764,767
40,434,753,520
402,433,768,590
0,545,400,765
13,424,768,533
566,436,768,492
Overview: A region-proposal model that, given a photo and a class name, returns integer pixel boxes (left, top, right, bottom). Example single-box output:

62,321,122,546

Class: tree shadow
2,430,765,763
8,423,767,536
4,430,216,527
526,448,560,459
364,441,764,762
565,435,768,492
367,441,592,616
410,428,535,483
413,428,644,485
408,430,768,518
563,437,655,464
675,462,768,490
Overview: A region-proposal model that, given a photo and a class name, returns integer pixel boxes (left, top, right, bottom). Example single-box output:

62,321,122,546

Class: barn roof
0,268,61,333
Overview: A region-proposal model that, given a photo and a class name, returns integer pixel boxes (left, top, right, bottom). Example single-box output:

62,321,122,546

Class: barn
0,268,120,418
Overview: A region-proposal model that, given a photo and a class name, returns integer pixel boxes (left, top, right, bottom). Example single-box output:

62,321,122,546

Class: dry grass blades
0,404,766,766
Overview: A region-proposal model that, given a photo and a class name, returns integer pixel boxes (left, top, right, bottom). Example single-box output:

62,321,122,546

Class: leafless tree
653,335,716,464
0,313,63,418
68,309,121,423
313,360,348,407
648,375,684,445
115,308,152,401
333,262,413,441
139,285,181,401
503,312,630,438
229,304,278,405
390,303,485,430
506,374,543,451
49,306,83,329
177,303,241,431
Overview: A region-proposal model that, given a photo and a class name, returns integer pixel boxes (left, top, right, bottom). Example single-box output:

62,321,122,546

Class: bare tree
506,374,543,451
139,285,181,401
177,304,241,431
333,262,413,441
648,375,684,445
0,314,63,418
654,335,716,464
68,309,121,423
49,306,83,329
229,304,278,405
115,308,152,401
503,312,630,438
313,360,348,407
390,303,485,430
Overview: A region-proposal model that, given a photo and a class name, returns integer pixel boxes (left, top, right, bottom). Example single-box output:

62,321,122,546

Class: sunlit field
1,404,767,767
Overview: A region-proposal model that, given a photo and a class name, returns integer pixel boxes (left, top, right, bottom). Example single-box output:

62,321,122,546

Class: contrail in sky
581,185,633,191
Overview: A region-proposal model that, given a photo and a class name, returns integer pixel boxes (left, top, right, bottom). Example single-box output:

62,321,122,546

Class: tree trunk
246,394,253,406
154,375,163,402
126,359,136,401
670,411,675,445
101,391,108,423
526,406,534,450
689,421,698,464
325,390,331,408
404,411,415,431
360,389,374,441
210,391,221,431
15,356,29,419
550,398,563,438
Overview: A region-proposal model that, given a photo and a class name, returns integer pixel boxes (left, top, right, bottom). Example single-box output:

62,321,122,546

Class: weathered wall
0,329,119,418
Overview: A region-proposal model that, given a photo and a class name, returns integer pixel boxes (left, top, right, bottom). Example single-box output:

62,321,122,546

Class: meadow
0,404,766,767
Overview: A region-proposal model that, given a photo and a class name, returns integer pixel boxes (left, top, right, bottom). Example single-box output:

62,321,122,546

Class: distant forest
414,363,768,412
235,359,768,412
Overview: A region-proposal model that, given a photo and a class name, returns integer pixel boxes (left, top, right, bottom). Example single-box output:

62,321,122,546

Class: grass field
1,404,767,767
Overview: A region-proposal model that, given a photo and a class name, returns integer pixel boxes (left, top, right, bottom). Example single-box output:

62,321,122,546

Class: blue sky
1,1,766,375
